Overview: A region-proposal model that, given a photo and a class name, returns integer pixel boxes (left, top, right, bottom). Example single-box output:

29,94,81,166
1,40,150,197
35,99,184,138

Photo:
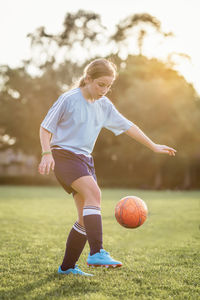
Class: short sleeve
41,94,68,134
104,102,133,136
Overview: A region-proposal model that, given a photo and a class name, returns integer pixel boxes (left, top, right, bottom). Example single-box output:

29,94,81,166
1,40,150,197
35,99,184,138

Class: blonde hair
78,58,117,87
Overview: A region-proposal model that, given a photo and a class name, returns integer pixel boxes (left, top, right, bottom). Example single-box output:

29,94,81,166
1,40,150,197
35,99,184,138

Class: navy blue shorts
52,148,97,195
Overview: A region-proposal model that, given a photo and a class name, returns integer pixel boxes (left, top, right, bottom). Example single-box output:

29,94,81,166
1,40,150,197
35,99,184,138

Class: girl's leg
60,193,87,271
71,175,122,267
71,175,102,255
73,192,85,226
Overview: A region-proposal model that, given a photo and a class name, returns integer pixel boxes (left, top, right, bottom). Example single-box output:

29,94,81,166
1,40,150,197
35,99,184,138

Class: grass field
0,186,199,300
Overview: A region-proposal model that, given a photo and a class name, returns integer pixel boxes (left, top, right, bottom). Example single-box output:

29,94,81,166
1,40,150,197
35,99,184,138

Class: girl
38,58,176,276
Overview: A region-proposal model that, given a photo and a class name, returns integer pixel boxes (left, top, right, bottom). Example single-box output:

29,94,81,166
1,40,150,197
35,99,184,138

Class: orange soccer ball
115,196,148,228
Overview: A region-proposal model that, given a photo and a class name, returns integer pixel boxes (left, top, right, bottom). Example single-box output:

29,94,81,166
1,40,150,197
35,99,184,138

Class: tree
0,60,83,154
111,13,173,57
95,55,200,188
27,10,106,68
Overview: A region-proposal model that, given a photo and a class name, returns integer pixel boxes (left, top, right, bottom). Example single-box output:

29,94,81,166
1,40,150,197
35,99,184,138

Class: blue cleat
87,249,122,268
58,265,93,276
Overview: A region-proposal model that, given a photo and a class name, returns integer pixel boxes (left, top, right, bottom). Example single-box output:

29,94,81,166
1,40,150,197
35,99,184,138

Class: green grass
0,186,199,300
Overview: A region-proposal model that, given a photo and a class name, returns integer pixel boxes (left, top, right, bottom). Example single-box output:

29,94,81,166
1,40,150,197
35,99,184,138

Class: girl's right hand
38,154,55,175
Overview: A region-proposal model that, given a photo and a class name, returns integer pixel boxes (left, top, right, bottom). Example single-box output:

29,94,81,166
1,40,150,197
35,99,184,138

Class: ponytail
79,76,86,87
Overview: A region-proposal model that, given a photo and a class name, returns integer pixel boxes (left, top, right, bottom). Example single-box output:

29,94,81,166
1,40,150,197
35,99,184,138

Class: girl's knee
84,186,101,206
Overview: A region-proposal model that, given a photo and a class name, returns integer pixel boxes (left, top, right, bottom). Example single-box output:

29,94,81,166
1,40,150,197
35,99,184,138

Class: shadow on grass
0,272,100,300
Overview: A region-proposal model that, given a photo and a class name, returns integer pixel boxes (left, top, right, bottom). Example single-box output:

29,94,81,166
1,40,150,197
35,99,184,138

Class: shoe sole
87,263,122,268
58,271,93,276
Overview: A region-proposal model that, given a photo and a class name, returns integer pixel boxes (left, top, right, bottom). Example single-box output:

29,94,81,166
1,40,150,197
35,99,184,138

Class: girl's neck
80,86,95,103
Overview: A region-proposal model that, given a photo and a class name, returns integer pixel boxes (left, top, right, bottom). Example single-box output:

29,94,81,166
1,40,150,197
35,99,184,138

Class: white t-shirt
41,87,133,156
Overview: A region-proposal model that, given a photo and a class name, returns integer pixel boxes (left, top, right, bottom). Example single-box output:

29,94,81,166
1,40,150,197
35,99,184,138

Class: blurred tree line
0,10,199,189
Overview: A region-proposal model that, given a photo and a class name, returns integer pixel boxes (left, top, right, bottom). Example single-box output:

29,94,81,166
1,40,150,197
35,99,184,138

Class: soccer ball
115,196,148,228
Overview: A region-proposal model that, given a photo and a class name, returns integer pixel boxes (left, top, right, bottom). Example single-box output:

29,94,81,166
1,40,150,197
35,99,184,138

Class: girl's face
87,76,114,100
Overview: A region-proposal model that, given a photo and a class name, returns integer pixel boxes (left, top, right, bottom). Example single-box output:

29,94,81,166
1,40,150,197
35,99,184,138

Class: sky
1,0,200,93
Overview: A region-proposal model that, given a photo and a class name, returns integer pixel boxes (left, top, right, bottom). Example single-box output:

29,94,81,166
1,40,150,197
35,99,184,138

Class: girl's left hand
152,144,177,156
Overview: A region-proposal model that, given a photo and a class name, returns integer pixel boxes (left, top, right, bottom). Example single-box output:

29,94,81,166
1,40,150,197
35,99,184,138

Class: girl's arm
125,124,176,156
38,127,55,175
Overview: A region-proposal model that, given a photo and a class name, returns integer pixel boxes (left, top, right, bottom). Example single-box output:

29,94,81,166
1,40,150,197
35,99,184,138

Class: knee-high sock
83,206,103,255
61,222,87,271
